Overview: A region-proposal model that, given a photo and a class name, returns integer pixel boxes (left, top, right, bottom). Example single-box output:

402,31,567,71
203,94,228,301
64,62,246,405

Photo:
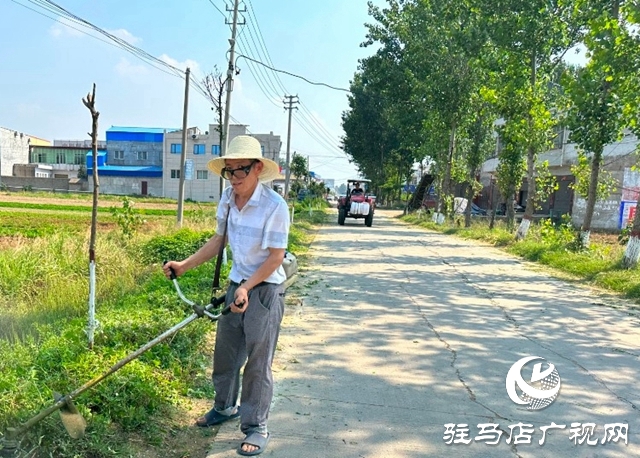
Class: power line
236,54,350,92
205,0,226,18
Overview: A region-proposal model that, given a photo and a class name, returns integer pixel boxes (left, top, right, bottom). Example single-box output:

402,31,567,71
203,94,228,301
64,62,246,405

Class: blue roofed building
87,126,177,196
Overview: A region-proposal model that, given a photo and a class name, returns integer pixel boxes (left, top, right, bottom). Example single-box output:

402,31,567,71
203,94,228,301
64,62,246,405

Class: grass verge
400,213,640,302
0,196,325,457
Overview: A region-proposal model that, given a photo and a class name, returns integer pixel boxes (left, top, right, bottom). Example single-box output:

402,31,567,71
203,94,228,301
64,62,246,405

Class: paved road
206,210,639,458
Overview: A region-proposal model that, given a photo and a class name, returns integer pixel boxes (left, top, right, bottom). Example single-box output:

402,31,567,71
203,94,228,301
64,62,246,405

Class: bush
140,228,215,264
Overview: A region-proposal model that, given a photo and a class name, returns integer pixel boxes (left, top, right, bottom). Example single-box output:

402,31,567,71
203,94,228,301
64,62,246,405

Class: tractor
337,179,375,227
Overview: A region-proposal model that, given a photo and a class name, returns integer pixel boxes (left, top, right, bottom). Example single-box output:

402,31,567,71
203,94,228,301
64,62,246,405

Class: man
163,135,289,456
351,181,363,195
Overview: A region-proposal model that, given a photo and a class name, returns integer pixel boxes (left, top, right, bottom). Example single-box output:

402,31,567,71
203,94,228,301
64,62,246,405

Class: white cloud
49,17,85,38
115,57,148,79
106,28,142,45
159,54,201,74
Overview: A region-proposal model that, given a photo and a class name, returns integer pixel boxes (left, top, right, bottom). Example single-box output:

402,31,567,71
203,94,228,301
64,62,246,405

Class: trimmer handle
163,260,177,280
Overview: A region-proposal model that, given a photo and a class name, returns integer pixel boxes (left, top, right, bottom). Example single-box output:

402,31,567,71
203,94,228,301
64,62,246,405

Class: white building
163,124,282,202
0,127,50,181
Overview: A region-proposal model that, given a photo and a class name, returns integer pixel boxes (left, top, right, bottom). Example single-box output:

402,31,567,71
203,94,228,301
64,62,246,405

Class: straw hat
207,135,281,183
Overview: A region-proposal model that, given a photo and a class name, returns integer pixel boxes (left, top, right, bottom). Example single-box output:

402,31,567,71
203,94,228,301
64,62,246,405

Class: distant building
29,145,95,179
54,139,107,149
480,128,640,231
87,126,178,196
0,127,51,180
163,125,282,202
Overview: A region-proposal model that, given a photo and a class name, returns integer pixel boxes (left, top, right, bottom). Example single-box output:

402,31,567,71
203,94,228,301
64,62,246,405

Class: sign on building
185,159,194,181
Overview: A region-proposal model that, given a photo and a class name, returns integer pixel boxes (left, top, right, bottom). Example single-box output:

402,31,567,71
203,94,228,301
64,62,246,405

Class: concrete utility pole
177,67,190,227
219,0,244,200
283,95,299,199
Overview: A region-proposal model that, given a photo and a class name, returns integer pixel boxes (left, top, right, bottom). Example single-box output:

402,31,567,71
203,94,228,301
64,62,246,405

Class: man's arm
163,233,226,278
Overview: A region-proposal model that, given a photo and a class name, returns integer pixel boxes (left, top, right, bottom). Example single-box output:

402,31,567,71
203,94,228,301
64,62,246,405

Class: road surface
206,210,639,458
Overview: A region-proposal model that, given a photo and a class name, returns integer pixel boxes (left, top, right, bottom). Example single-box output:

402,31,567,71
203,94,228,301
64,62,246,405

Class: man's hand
231,286,250,313
163,260,187,279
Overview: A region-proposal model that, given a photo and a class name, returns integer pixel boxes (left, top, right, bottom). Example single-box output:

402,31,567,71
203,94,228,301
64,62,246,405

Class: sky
0,0,387,185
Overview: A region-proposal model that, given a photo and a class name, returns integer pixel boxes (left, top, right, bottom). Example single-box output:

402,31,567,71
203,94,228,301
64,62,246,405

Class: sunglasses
221,160,259,179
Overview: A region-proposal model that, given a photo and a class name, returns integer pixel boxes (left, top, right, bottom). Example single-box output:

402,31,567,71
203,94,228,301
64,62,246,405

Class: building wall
106,139,164,167
0,176,72,191
480,131,640,230
88,175,163,196
55,139,107,149
162,125,281,202
0,127,31,177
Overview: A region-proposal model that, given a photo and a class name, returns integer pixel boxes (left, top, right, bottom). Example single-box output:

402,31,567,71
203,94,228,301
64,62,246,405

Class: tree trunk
506,184,516,231
516,51,537,241
489,179,498,230
464,180,474,228
580,149,602,248
623,199,640,268
438,119,457,223
516,143,536,240
82,84,100,350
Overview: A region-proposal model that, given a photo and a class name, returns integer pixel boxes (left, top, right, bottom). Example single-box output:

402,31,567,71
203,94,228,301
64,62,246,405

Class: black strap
211,206,230,292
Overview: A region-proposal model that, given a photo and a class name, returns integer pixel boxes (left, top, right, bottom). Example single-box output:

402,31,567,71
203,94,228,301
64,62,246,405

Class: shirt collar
230,182,264,210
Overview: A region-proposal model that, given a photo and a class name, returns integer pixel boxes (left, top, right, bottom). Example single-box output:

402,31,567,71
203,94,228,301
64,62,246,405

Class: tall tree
480,0,584,239
564,0,639,248
460,90,497,227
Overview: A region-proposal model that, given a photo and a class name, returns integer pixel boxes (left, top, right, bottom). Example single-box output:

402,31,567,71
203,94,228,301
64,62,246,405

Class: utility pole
177,67,190,227
219,0,244,200
283,95,299,199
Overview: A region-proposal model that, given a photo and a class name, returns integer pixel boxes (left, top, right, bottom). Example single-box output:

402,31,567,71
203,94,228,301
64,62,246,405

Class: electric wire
15,0,254,133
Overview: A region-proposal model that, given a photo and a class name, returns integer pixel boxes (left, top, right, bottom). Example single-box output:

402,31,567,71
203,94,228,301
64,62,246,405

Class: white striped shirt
217,183,290,285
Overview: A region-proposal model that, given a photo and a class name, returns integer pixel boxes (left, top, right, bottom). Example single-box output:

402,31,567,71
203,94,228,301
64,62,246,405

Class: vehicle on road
337,179,375,227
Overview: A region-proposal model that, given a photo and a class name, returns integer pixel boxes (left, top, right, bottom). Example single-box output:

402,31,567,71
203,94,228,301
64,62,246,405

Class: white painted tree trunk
515,218,531,240
580,230,591,248
623,235,640,269
87,260,96,348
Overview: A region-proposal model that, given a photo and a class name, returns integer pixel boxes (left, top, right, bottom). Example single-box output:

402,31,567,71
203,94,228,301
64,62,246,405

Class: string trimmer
0,266,230,457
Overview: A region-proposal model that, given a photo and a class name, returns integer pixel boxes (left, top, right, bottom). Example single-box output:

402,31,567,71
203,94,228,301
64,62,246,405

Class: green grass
0,200,179,215
0,193,322,457
401,212,640,302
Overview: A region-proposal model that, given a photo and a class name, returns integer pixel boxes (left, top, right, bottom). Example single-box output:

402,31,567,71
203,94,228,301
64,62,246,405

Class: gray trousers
213,281,285,435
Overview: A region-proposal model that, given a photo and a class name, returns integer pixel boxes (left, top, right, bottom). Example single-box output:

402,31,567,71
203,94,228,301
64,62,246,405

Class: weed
110,197,146,238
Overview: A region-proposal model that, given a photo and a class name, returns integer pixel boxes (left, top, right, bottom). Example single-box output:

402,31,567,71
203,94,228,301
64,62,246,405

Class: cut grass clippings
401,213,640,302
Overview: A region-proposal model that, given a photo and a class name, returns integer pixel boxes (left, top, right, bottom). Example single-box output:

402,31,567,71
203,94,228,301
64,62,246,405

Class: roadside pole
283,95,298,199
177,68,190,227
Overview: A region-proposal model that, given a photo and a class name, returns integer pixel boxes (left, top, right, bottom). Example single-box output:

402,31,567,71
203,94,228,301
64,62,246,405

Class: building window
211,144,221,156
56,152,66,164
193,144,206,155
37,152,47,162
261,145,265,154
74,152,84,165
137,151,148,161
170,169,181,179
171,143,182,154
113,150,124,160
196,170,208,180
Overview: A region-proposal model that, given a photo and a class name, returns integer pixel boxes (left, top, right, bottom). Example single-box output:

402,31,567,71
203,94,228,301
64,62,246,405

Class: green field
0,193,323,457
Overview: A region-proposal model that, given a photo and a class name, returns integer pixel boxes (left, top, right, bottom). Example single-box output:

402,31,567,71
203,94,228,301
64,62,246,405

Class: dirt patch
130,398,220,458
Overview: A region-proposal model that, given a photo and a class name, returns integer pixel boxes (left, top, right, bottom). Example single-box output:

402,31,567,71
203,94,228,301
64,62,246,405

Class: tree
290,153,308,186
202,66,227,199
479,0,584,239
564,0,636,248
82,84,100,350
460,90,496,227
